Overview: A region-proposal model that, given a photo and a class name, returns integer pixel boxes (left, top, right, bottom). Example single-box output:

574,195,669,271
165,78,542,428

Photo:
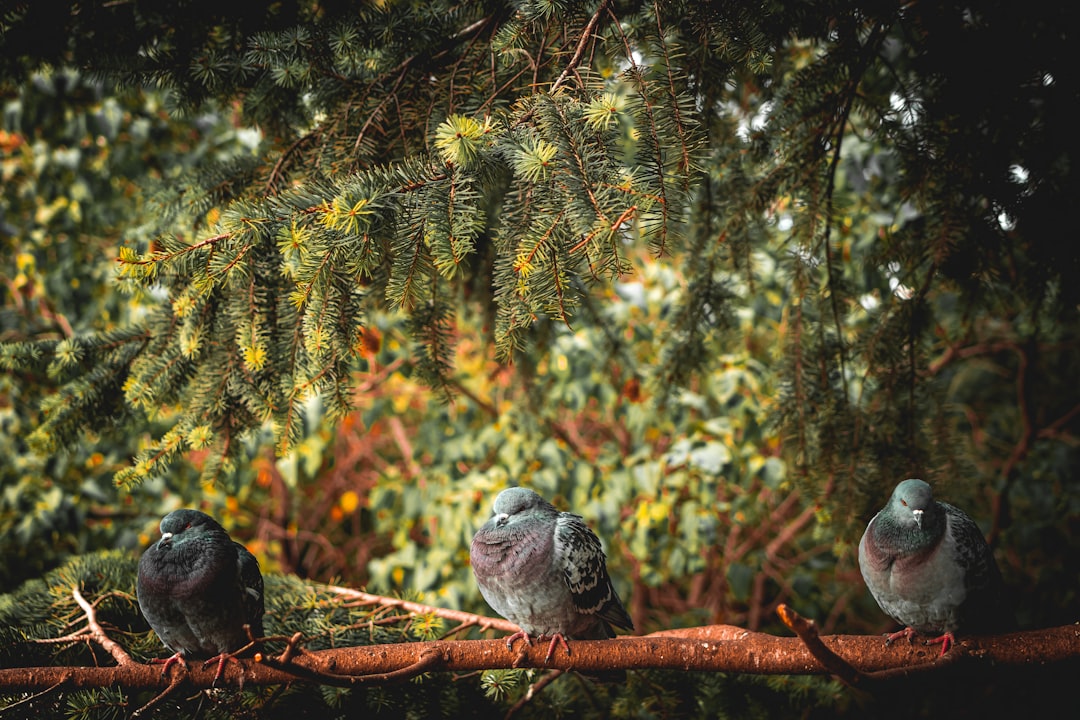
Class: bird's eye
900,500,908,506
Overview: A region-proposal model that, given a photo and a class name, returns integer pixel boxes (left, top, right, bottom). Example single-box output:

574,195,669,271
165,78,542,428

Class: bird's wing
555,513,633,630
942,504,1000,592
942,502,1013,630
235,542,265,637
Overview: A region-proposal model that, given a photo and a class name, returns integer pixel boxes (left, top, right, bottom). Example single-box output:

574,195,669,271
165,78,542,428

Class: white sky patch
859,292,880,311
236,127,262,151
788,244,820,268
886,260,913,300
889,92,919,127
1009,164,1029,184
735,100,772,141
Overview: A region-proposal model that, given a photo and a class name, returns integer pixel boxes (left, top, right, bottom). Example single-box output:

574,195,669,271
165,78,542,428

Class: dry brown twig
31,586,135,667
320,583,519,634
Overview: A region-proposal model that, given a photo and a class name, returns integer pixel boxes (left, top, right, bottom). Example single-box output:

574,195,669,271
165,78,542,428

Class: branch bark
2,623,1077,692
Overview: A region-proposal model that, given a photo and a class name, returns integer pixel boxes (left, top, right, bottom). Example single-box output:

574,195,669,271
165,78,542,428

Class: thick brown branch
2,625,1077,692
258,647,444,686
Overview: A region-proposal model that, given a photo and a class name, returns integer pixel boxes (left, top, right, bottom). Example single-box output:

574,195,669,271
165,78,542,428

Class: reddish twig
320,584,519,634
778,603,866,687
130,669,185,718
504,669,564,719
32,587,135,667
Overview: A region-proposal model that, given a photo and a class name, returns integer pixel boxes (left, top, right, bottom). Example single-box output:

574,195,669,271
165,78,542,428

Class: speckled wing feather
555,512,633,631
942,502,1010,631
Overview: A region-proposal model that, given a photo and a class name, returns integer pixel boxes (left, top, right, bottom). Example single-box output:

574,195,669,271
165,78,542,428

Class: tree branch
3,623,1077,692
318,584,519,633
72,586,135,667
31,587,135,667
549,0,610,94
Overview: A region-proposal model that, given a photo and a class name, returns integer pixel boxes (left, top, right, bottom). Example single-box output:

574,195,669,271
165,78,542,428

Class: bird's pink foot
542,633,571,663
504,630,534,651
884,627,918,645
150,652,189,676
926,632,955,656
203,652,242,686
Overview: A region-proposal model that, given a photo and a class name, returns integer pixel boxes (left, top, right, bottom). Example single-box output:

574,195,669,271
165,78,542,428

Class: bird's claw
503,630,571,663
926,632,955,656
883,627,954,657
150,652,189,677
203,651,245,687
542,633,571,664
504,630,533,651
883,627,918,646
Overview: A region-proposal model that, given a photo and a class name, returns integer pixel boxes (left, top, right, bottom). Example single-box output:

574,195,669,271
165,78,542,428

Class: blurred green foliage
0,70,262,589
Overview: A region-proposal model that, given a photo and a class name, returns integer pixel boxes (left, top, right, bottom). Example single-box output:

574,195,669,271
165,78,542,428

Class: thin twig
130,670,185,717
320,584,519,633
71,586,134,666
777,603,865,687
504,669,564,719
512,0,611,129
265,131,316,194
438,619,480,640
550,0,610,93
0,679,64,714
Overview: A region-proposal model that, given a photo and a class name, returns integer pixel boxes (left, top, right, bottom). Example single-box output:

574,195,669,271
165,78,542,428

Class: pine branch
508,0,614,130
548,0,611,94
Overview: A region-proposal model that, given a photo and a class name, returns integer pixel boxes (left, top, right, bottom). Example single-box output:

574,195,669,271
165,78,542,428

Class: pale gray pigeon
858,478,1011,654
470,487,634,662
137,509,265,682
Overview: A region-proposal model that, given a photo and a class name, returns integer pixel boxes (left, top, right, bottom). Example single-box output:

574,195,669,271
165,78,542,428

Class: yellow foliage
187,424,213,449
242,343,267,371
339,490,360,514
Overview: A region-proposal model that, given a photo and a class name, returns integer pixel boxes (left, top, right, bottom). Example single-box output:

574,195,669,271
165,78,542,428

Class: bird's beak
158,531,173,549
912,509,923,529
494,512,509,527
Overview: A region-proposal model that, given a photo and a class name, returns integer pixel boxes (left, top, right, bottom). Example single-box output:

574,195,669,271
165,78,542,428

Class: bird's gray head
489,487,554,528
155,509,227,550
889,478,934,529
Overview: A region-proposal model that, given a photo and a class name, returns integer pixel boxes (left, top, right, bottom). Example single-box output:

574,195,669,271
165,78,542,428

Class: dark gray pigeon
858,478,1011,654
470,487,633,662
137,509,264,681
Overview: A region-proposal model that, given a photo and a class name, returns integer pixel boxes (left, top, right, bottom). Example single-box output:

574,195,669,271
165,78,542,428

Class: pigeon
858,478,1011,655
470,487,634,662
137,509,265,682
